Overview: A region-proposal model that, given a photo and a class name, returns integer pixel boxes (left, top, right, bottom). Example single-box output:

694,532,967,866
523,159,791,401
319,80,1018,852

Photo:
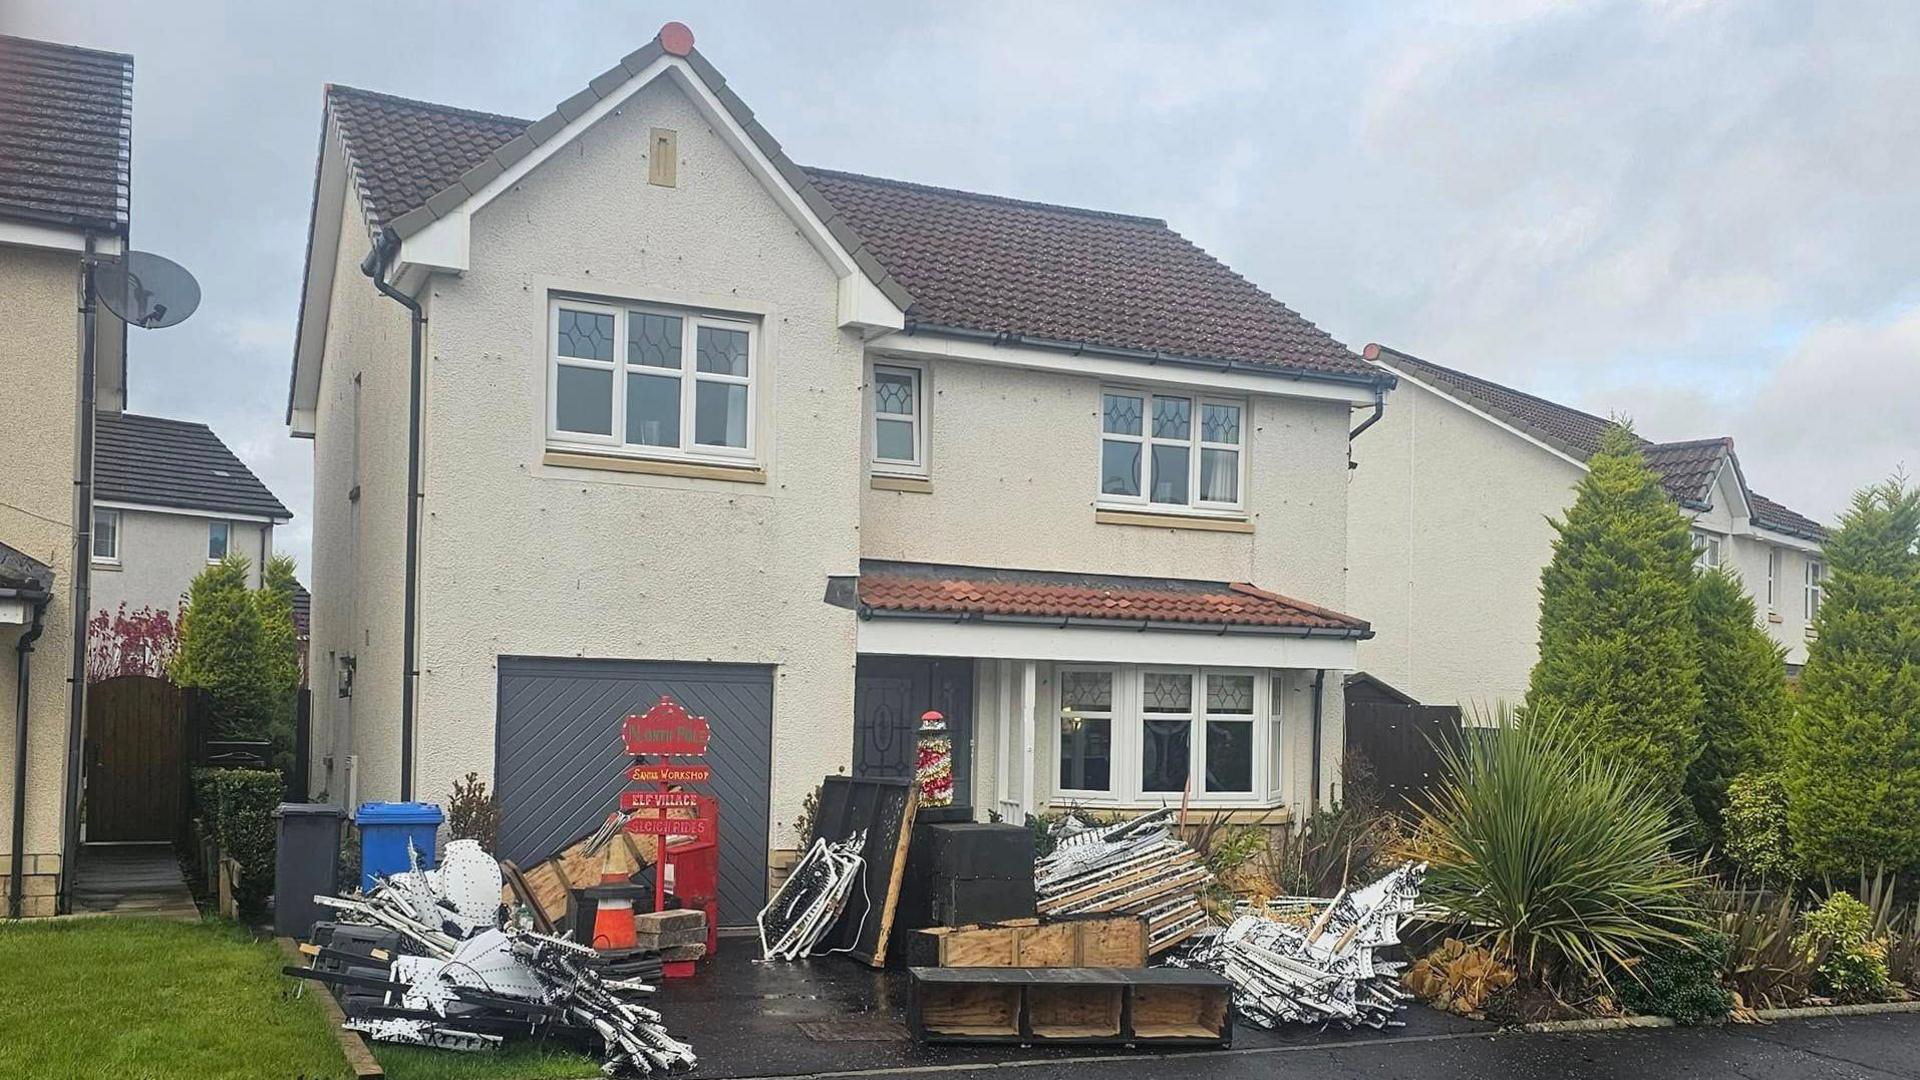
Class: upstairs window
1766,547,1781,609
1692,531,1722,571
1805,559,1824,621
207,520,230,562
870,364,925,474
1100,389,1243,512
549,297,757,460
92,508,120,563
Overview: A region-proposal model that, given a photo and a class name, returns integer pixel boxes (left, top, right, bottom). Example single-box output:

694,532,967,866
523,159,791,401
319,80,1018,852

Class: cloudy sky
9,0,1917,572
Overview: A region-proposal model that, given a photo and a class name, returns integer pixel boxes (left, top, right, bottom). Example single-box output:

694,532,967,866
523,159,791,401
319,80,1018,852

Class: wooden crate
908,966,1232,1047
907,914,1149,968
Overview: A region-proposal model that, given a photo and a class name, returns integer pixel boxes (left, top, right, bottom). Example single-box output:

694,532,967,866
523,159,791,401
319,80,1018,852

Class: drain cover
795,1016,910,1042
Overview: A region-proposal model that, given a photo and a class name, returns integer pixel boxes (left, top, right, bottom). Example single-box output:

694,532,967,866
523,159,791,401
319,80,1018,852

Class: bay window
1100,389,1244,512
549,297,757,460
1056,665,1273,804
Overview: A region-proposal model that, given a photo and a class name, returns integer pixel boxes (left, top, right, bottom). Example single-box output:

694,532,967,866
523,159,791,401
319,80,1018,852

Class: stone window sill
1094,508,1253,534
542,449,766,484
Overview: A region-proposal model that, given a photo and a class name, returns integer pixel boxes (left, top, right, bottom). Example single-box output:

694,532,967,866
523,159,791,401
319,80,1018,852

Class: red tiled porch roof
853,561,1369,635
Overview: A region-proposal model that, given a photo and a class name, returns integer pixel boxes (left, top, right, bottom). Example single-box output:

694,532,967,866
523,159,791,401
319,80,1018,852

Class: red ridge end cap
658,22,695,56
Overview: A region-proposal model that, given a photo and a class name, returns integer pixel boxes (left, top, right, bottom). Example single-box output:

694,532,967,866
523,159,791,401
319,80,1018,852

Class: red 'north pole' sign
622,696,711,757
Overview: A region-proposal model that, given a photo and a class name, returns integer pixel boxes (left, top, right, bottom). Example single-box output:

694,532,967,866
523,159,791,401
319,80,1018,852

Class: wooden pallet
906,914,1148,969
908,966,1232,1046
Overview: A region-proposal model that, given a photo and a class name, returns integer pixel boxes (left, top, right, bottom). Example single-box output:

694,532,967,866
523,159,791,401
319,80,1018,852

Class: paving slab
71,843,199,920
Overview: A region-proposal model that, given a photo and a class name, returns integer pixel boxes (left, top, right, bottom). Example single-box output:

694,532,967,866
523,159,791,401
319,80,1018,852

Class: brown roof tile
0,35,133,232
1750,493,1827,543
1643,437,1732,508
320,65,1378,383
856,560,1369,634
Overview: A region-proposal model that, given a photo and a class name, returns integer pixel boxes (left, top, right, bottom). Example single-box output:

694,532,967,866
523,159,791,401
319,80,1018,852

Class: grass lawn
0,915,601,1080
0,917,349,1079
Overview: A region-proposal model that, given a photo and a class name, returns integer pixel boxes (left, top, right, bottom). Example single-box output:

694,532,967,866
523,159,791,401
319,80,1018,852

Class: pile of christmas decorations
1171,861,1427,1030
1034,808,1215,953
287,839,696,1076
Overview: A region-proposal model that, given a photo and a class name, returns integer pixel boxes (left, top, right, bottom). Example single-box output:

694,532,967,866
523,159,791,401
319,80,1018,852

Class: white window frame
868,362,927,476
1097,387,1246,516
1805,559,1824,621
1766,547,1781,610
1051,663,1274,807
207,519,231,563
1691,530,1722,570
91,508,120,565
546,296,759,464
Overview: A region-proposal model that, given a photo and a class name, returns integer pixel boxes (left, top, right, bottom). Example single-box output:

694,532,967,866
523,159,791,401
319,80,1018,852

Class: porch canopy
837,559,1371,668
834,560,1371,819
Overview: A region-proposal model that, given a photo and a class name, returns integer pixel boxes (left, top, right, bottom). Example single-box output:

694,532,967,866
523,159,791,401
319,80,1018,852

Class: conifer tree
1687,566,1790,842
1785,477,1920,876
1526,423,1703,804
170,554,276,738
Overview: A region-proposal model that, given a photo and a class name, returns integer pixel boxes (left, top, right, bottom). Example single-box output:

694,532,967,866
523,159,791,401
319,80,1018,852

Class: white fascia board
0,219,123,256
872,333,1379,405
93,499,285,525
394,57,907,333
1750,525,1824,554
0,599,29,626
1379,361,1589,469
857,616,1360,670
288,119,352,426
290,407,317,439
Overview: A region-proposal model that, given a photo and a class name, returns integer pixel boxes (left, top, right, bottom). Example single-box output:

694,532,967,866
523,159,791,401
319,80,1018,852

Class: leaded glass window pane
1202,403,1240,444
1142,719,1190,792
555,366,613,434
693,381,748,447
1102,440,1140,497
1150,445,1189,504
876,419,915,461
1200,448,1238,503
1152,396,1191,439
557,309,614,361
1205,720,1253,793
626,373,680,447
1060,670,1113,712
696,326,749,376
1060,717,1111,791
1103,393,1143,436
875,370,915,415
1206,673,1255,714
629,312,683,369
1142,672,1192,713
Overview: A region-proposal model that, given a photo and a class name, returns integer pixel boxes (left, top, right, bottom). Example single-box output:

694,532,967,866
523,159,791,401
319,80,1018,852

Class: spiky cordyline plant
1419,703,1709,990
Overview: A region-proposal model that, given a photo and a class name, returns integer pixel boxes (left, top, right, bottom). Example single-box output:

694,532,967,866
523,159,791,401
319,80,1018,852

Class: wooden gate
84,675,186,842
1344,674,1463,812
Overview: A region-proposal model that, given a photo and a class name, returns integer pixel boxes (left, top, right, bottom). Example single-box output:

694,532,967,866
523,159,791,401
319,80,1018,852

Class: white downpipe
1019,660,1038,820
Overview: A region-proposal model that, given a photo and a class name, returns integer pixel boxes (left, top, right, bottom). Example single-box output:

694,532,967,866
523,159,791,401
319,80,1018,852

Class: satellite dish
95,250,200,329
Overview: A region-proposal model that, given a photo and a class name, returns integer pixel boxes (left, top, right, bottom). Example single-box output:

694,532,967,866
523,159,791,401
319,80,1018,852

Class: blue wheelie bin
356,801,444,891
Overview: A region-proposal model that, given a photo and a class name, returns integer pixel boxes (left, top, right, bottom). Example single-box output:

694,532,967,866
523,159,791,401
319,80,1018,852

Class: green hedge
191,767,283,918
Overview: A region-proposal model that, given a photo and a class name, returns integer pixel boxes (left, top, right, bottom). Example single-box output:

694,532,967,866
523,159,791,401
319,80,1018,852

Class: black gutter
360,233,423,802
1308,668,1326,818
900,321,1397,391
8,590,50,919
58,237,100,915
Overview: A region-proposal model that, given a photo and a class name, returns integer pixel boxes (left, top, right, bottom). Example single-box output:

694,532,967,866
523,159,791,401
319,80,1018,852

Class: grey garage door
495,656,773,927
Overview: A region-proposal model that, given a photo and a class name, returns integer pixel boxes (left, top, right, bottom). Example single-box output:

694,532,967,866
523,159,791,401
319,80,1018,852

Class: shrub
201,769,284,919
170,556,275,739
1526,423,1703,804
446,771,502,851
1785,477,1920,877
1620,929,1734,1024
1419,703,1707,991
1403,938,1517,1018
85,603,179,682
1723,772,1798,882
1798,892,1891,1003
1258,800,1403,898
1688,568,1791,842
256,554,303,774
1712,885,1822,1009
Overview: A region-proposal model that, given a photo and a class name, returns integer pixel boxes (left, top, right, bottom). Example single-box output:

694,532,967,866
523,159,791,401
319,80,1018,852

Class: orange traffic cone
591,835,640,950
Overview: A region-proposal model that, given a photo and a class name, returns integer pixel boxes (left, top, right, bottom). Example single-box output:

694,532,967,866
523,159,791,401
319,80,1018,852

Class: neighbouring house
88,411,293,619
0,34,135,917
287,23,1393,924
1348,344,1828,712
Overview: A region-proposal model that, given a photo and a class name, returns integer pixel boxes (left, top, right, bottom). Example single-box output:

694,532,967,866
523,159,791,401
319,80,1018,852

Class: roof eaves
911,323,1394,391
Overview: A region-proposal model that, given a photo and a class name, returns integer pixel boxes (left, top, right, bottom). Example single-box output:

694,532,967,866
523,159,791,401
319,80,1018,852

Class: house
0,34,135,917
88,411,293,618
1348,344,1828,713
287,23,1392,924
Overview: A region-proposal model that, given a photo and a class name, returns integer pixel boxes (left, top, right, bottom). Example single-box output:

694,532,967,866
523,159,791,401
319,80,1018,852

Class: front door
852,656,973,813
